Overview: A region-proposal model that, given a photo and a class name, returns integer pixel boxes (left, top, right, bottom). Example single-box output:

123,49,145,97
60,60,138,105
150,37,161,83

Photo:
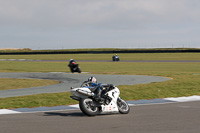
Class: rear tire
117,98,130,114
70,67,74,73
79,98,99,116
77,67,81,73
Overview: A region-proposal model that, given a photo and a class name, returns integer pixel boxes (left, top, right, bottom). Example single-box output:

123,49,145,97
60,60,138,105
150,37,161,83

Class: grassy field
1,53,200,60
0,53,200,109
0,78,59,91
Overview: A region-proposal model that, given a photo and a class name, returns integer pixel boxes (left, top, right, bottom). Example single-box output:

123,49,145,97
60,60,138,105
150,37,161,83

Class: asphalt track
0,72,170,98
1,101,200,133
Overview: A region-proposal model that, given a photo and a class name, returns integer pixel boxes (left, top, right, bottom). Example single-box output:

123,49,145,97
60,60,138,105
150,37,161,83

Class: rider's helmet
88,76,97,84
69,59,76,64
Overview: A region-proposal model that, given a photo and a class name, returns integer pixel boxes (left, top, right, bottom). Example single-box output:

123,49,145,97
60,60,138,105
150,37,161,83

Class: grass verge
0,78,59,91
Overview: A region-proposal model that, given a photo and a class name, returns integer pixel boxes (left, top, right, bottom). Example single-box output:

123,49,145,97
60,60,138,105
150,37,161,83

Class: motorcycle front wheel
117,98,130,114
79,98,99,116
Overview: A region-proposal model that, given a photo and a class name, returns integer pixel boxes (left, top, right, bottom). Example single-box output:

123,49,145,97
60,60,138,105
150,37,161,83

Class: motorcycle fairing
100,88,120,113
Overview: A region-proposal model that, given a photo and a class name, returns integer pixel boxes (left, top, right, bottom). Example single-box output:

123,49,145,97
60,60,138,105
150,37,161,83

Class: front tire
117,98,130,114
79,98,99,116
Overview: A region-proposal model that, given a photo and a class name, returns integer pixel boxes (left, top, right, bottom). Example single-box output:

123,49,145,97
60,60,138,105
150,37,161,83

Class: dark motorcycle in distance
112,54,120,61
68,59,81,73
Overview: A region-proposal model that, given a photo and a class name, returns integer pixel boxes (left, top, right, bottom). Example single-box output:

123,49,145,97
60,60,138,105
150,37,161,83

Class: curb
1,95,200,115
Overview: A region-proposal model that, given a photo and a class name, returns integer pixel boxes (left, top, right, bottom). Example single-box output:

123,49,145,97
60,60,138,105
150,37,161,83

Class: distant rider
112,54,119,61
112,54,116,60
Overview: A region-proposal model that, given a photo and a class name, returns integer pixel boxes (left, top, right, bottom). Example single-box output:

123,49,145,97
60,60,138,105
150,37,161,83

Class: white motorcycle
70,81,130,116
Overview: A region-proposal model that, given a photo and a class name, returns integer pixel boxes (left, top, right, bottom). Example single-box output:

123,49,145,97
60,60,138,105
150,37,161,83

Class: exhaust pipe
76,89,94,97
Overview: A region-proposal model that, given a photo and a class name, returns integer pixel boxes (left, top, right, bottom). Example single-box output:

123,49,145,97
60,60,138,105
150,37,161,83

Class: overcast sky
0,0,200,50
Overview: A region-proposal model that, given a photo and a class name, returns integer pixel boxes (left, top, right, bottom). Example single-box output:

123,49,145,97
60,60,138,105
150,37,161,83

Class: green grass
0,61,68,72
0,53,200,109
0,78,59,91
1,53,200,60
0,92,77,109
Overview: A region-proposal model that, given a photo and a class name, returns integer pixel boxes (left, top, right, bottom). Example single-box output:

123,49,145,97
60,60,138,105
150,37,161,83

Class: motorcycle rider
87,76,114,102
112,54,119,61
68,59,79,73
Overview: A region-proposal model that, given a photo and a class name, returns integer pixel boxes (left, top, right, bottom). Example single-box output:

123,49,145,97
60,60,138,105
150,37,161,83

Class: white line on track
68,104,79,108
0,109,21,115
164,95,200,102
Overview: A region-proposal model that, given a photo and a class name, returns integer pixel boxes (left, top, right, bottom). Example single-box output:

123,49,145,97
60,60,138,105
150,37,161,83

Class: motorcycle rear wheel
79,98,99,116
117,98,130,114
77,67,81,73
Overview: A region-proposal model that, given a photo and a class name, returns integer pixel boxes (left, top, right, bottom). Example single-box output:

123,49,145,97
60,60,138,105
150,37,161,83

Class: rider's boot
94,95,104,102
94,90,104,103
